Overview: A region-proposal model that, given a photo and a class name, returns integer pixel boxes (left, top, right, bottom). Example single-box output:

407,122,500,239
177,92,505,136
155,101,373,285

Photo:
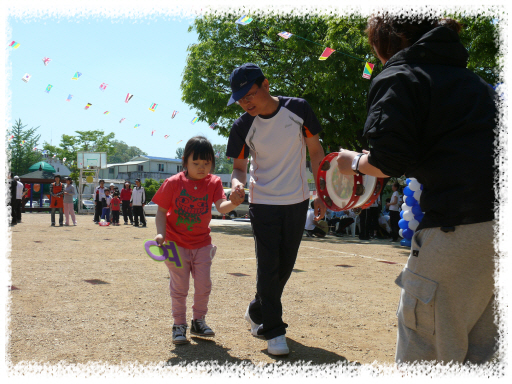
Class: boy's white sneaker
244,305,263,337
267,335,289,355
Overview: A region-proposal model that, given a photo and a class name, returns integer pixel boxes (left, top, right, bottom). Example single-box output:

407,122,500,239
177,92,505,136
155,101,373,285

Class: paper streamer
151,130,156,136
45,84,53,93
190,117,199,124
149,103,158,112
144,240,183,267
72,72,82,80
42,57,51,66
104,111,110,115
99,83,108,91
125,93,133,103
164,135,169,139
177,140,182,144
66,94,73,101
171,110,178,119
278,31,293,39
362,62,375,80
235,15,253,25
209,122,217,129
85,103,92,110
10,41,20,49
22,73,31,82
119,118,126,123
319,47,335,60
134,124,141,128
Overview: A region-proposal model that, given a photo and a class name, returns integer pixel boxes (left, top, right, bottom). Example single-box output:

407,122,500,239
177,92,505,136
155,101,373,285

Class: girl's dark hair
366,14,462,62
182,136,216,172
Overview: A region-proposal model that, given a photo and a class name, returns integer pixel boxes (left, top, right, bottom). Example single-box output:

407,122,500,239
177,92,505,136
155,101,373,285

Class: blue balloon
403,186,414,197
415,213,424,222
406,178,411,185
412,205,423,215
399,219,409,229
402,228,414,240
400,238,412,247
400,211,404,219
420,184,423,190
405,196,417,206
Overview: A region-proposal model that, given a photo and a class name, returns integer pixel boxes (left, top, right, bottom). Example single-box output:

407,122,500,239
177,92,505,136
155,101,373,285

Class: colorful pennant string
119,118,126,123
45,84,53,93
191,117,199,124
99,83,108,91
125,93,133,103
209,122,218,129
164,135,169,139
362,62,375,80
151,130,156,136
278,31,293,39
22,73,31,82
319,47,335,61
149,103,158,112
71,72,82,80
42,57,51,66
134,124,141,128
66,94,73,101
85,103,92,110
172,110,178,119
235,15,253,25
104,111,110,115
10,41,20,49
177,140,182,144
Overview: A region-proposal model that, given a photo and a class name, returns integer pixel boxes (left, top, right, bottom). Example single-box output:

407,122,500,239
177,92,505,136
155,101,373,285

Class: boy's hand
154,234,165,246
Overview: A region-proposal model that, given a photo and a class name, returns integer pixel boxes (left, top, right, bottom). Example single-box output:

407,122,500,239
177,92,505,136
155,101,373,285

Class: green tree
144,178,164,203
108,140,147,164
176,147,184,159
213,144,233,174
43,130,116,184
7,119,43,176
181,14,499,153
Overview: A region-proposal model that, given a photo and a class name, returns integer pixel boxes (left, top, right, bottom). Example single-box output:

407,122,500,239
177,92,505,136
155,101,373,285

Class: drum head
325,157,354,210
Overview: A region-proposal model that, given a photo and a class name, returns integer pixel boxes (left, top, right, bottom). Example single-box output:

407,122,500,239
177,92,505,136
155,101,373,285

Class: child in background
111,191,121,226
101,189,111,223
152,136,244,344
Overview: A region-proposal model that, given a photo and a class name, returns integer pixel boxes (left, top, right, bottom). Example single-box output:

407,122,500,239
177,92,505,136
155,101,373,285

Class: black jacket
364,26,496,230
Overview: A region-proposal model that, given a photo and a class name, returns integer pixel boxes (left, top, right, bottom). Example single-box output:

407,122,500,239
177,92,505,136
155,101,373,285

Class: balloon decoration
398,177,424,247
33,183,40,192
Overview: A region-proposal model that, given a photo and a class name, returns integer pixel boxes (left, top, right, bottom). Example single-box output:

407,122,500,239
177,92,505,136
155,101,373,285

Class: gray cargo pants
395,221,498,364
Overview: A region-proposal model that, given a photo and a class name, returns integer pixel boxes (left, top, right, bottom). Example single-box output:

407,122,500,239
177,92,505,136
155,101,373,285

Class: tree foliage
181,13,499,152
143,178,164,202
7,119,43,176
213,144,233,174
108,140,147,164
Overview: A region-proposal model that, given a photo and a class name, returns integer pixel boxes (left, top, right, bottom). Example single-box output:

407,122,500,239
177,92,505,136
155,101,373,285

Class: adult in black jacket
336,16,497,364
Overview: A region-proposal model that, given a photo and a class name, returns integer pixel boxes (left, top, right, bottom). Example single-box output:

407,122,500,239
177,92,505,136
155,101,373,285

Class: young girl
152,136,243,344
110,191,121,226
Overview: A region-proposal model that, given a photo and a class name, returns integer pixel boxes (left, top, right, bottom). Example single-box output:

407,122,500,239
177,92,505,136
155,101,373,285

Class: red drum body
316,152,384,211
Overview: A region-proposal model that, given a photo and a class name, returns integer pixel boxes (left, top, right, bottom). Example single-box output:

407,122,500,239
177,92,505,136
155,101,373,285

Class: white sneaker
267,335,289,355
244,305,263,337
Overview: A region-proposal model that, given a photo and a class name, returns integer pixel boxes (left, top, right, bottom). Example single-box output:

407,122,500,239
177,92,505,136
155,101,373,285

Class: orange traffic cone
222,214,226,220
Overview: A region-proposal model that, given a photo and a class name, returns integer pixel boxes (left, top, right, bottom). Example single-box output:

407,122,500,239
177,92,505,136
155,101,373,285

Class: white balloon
413,189,422,201
409,179,421,192
401,203,410,211
408,219,419,231
403,210,414,221
399,229,403,238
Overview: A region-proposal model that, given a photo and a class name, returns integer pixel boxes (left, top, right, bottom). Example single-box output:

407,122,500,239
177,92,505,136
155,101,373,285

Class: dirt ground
7,212,411,369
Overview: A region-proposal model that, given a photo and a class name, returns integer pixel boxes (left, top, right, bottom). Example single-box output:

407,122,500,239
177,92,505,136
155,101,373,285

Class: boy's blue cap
227,63,264,106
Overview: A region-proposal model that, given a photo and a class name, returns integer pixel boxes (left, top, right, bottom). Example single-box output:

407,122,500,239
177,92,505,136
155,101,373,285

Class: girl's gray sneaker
190,316,215,337
172,324,189,344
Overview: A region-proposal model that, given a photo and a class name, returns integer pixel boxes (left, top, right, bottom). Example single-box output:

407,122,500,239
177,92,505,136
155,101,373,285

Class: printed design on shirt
248,127,257,153
288,115,305,141
174,189,209,231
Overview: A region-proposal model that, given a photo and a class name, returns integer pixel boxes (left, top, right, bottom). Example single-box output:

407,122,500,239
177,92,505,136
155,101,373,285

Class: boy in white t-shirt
226,63,326,356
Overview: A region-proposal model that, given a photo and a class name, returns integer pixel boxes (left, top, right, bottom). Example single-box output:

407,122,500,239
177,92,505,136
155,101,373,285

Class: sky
7,14,229,160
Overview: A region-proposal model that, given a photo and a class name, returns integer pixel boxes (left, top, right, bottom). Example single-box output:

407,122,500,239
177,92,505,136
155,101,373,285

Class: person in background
63,177,77,226
14,176,24,223
50,174,65,227
8,173,17,226
369,194,382,239
130,178,146,227
94,180,106,224
110,191,121,226
21,182,31,213
121,181,134,225
386,182,401,242
304,201,327,238
101,188,112,223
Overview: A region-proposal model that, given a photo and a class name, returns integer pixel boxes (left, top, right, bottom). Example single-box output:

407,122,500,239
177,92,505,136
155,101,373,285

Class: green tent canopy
28,161,55,173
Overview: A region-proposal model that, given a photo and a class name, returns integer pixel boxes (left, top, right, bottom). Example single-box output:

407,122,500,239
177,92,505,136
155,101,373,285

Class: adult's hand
313,195,326,220
336,149,358,175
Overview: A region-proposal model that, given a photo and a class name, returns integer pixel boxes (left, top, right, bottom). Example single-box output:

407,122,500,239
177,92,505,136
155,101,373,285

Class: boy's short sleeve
152,178,174,211
300,99,322,138
226,117,251,159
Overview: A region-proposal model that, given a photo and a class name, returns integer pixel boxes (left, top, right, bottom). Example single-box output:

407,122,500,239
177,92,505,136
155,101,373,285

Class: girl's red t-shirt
111,197,121,211
152,172,226,249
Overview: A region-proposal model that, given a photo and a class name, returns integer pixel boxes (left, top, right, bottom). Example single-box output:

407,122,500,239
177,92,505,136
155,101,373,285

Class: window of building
177,165,183,173
137,165,143,171
109,167,114,174
158,164,164,172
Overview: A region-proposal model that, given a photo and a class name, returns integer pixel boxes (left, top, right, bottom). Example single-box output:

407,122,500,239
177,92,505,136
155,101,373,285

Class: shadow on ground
164,336,353,367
